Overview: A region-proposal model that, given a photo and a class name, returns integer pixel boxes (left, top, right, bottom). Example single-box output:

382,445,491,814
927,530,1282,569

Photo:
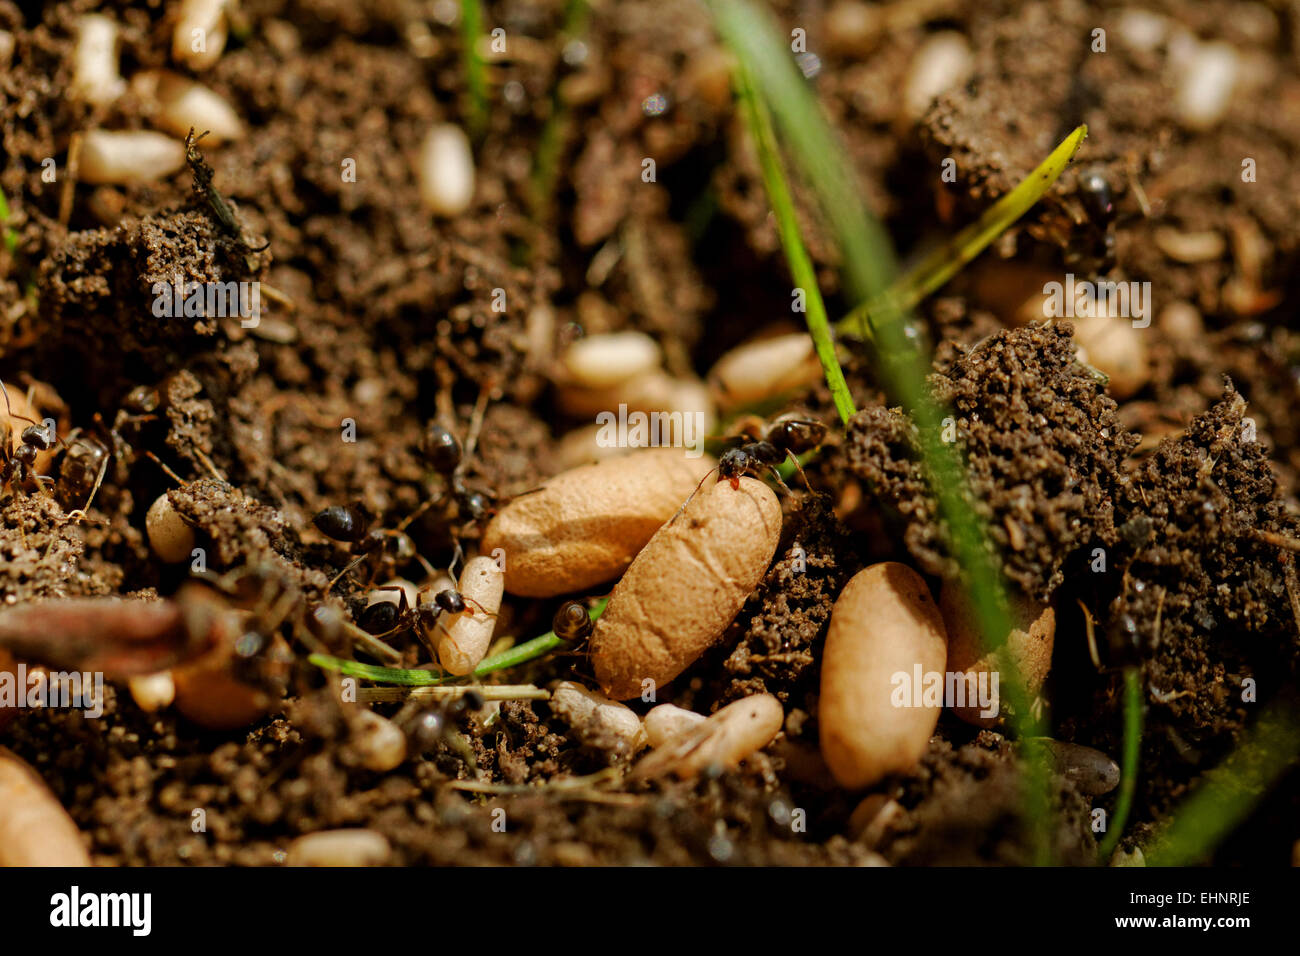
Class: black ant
358,581,497,661
402,689,486,768
313,502,436,592
1,380,57,494
717,414,825,490
673,414,826,521
419,421,493,522
1070,166,1118,274
56,432,111,516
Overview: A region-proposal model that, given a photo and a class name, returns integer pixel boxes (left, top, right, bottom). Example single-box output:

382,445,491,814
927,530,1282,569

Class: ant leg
461,596,500,619
395,496,437,534
446,538,465,581
144,451,188,486
763,464,795,498
783,450,814,493
669,467,718,526
69,448,111,521
327,552,370,593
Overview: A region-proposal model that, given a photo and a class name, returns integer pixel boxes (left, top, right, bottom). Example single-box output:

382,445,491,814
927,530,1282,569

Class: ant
673,414,826,521
1,380,58,495
420,421,493,523
56,432,111,516
184,128,269,254
716,413,825,490
1069,166,1118,274
359,581,497,661
400,689,486,768
313,502,438,592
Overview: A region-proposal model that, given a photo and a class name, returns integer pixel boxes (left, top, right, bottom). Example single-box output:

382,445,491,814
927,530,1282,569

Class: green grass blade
1148,703,1300,866
310,599,608,686
0,184,18,254
837,125,1087,339
459,0,489,139
529,0,591,220
733,63,855,425
707,0,899,308
707,0,1060,860
1098,666,1144,861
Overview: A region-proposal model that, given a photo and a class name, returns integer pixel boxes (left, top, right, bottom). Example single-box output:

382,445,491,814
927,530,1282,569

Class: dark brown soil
2,0,1299,866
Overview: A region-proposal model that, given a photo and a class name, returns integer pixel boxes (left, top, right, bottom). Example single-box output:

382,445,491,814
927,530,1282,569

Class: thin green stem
459,0,489,140
733,64,855,425
529,0,591,220
1150,701,1300,866
837,126,1088,340
1098,665,1143,861
311,598,608,686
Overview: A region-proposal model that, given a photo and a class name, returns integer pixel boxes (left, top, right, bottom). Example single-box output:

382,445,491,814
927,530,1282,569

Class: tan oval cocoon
643,702,707,748
939,582,1055,728
287,829,391,867
562,331,661,388
707,332,821,409
820,562,948,790
436,556,504,675
0,747,91,866
481,448,716,598
591,476,782,700
133,70,244,142
79,129,186,185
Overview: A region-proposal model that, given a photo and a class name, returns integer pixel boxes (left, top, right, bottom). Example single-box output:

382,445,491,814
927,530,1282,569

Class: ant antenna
144,451,189,486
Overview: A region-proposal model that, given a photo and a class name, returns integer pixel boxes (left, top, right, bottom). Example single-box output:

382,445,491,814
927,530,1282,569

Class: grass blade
707,0,899,309
1148,702,1300,866
459,0,489,139
837,125,1088,339
311,599,608,686
732,63,855,425
1098,666,1143,861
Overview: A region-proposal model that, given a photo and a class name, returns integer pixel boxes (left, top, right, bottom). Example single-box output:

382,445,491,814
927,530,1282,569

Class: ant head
459,490,493,522
1078,168,1115,223
717,447,750,479
21,421,57,450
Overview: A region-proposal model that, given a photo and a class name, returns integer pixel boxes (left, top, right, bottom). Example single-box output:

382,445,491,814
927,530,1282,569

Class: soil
2,0,1298,866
